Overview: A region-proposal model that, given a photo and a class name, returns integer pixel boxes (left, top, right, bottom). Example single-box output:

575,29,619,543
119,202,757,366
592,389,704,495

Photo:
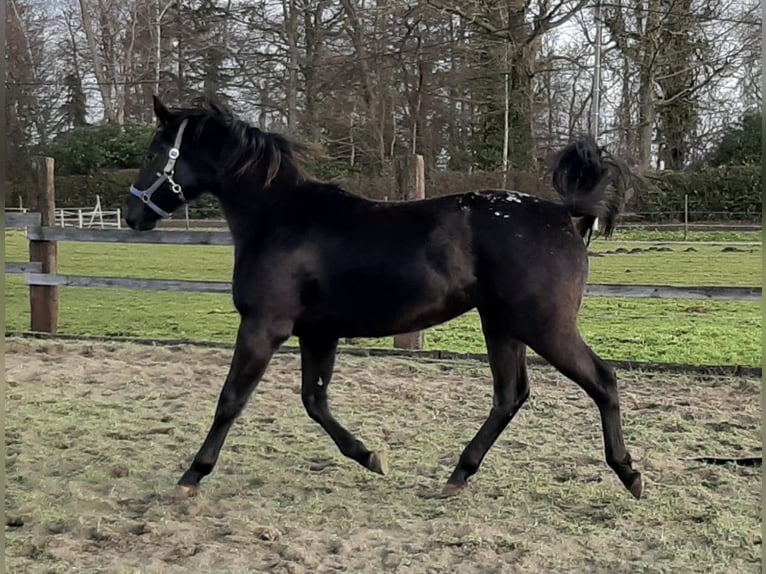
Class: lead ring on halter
129,119,189,219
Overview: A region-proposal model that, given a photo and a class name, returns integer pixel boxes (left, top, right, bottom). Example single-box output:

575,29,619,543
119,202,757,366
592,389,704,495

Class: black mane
172,97,310,187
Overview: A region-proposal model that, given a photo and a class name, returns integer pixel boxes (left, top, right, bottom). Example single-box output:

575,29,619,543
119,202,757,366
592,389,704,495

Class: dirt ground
5,338,762,573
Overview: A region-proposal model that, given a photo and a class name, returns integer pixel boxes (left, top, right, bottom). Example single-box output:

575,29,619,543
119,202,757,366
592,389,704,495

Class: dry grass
5,338,761,573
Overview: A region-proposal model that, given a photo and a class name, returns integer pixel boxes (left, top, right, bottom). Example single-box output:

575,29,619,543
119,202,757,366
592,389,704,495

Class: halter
130,119,189,219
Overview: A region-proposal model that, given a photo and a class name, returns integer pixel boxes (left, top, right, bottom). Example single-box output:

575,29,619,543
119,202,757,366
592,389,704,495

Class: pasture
4,230,762,366
5,338,761,573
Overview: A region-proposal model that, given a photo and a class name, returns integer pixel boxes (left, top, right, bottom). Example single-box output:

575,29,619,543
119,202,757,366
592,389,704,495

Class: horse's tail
552,134,637,239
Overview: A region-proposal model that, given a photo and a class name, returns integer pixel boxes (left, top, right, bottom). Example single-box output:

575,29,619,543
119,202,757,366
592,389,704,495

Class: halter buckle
130,118,188,220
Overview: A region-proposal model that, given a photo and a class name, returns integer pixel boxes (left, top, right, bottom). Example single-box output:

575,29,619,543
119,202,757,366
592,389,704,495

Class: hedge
6,164,760,222
637,165,761,221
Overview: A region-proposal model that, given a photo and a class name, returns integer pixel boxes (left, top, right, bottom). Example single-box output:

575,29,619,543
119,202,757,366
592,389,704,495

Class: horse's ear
153,95,172,125
207,98,231,120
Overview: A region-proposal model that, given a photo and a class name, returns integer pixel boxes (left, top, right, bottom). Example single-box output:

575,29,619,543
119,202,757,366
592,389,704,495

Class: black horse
125,96,644,500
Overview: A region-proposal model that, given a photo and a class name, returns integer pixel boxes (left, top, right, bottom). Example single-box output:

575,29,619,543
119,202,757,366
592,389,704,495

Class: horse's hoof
439,482,466,498
367,451,389,475
627,473,644,500
176,485,200,500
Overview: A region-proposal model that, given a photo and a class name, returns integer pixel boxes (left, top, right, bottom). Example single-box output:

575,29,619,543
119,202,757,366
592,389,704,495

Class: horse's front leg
177,317,290,497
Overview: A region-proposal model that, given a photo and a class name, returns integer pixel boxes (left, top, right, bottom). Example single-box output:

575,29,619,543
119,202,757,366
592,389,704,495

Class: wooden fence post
393,154,426,350
28,157,58,333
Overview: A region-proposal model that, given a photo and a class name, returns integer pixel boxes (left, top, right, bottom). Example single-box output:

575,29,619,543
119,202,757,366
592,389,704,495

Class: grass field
5,338,761,573
609,229,761,243
3,230,762,366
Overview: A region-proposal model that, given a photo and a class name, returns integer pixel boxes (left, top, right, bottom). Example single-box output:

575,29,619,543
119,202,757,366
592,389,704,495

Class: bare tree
426,0,588,170
603,0,760,170
7,0,760,185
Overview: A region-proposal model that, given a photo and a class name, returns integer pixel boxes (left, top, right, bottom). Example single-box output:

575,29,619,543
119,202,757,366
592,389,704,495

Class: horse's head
126,95,310,231
125,96,213,230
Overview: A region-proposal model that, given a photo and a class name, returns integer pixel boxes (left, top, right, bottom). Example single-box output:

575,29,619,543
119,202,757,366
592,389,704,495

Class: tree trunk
506,48,535,170
341,0,386,165
637,66,654,171
155,0,175,96
282,0,299,131
618,53,633,157
637,0,659,172
78,0,116,122
302,2,330,140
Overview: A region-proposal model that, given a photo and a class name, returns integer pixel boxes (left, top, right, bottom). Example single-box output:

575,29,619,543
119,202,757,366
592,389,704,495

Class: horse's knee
494,386,530,416
216,390,248,422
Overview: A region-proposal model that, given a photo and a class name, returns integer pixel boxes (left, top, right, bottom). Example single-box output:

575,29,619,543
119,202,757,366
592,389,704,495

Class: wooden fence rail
5,263,43,274
26,226,233,246
6,212,42,229
18,273,762,302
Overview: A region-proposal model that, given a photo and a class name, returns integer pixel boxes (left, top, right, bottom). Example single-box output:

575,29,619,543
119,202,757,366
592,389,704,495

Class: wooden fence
5,156,762,349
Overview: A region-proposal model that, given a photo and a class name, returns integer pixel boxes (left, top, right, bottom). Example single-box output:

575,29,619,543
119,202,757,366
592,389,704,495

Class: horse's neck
217,179,271,245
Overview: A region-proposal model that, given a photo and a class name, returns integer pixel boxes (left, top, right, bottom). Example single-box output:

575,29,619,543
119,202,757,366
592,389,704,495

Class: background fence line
6,205,122,229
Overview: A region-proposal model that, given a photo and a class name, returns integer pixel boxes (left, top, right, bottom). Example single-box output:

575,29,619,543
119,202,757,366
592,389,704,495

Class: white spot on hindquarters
505,191,534,203
317,380,324,386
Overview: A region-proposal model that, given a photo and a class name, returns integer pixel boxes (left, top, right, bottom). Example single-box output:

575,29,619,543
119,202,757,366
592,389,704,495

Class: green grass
588,241,761,286
4,231,761,286
4,231,762,366
609,229,761,243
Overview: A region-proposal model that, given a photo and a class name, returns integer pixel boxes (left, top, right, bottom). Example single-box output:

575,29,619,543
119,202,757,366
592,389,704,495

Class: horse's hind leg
527,325,643,499
177,317,289,497
300,336,387,475
443,324,529,496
